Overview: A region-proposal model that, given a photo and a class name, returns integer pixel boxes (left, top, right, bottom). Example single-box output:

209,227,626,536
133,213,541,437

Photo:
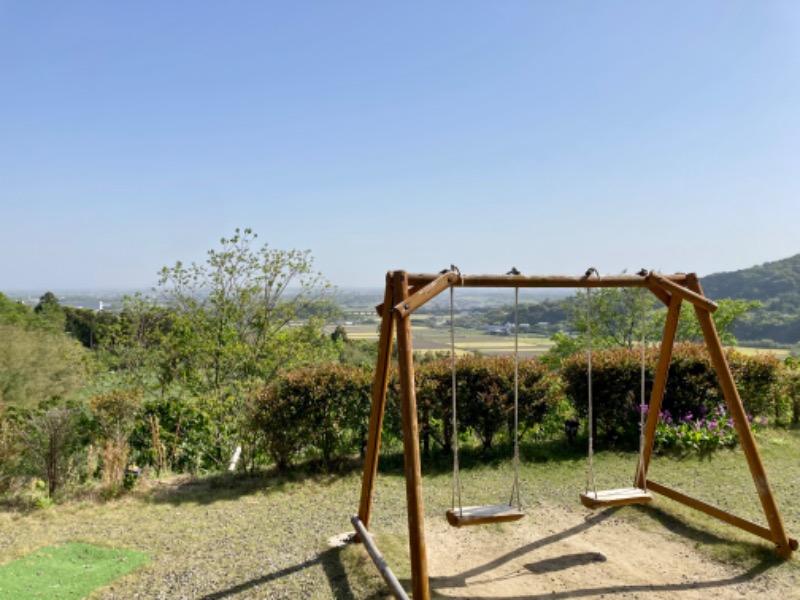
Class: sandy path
424,502,796,599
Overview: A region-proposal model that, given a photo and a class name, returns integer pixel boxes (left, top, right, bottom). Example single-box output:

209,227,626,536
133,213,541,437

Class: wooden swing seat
446,504,525,528
580,487,652,509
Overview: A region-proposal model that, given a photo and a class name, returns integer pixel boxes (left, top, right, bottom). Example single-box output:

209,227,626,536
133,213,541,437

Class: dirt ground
422,501,797,599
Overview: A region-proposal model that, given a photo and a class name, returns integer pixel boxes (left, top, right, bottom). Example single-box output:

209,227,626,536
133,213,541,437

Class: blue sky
1,1,798,291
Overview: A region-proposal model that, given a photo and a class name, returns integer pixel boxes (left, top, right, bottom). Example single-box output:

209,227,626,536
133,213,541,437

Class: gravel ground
1,452,799,599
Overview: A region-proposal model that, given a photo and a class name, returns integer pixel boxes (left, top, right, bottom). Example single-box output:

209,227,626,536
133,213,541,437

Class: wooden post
358,275,396,529
394,271,430,599
351,516,410,600
636,291,681,487
648,273,718,313
687,274,793,558
393,270,457,318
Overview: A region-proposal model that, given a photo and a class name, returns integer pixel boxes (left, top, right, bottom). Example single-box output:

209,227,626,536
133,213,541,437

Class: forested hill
701,253,800,346
701,253,800,302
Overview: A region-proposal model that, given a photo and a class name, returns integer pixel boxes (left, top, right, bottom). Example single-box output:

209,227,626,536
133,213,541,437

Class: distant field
340,325,793,360
734,346,791,359
340,324,553,357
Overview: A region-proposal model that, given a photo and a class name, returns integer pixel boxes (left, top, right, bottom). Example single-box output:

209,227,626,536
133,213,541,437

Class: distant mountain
701,254,800,302
701,254,800,345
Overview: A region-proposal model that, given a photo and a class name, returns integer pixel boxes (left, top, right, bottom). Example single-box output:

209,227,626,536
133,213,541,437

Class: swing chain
585,272,597,496
508,283,522,510
450,283,462,515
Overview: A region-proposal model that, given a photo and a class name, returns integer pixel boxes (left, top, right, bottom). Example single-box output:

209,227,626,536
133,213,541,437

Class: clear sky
1,1,798,291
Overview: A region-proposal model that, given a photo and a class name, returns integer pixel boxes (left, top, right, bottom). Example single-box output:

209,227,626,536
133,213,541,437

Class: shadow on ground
420,504,783,599
146,438,587,507
194,544,385,600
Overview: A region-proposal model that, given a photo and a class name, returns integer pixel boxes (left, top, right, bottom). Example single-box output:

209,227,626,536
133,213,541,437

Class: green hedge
388,355,560,453
562,343,784,446
253,356,560,470
253,364,372,471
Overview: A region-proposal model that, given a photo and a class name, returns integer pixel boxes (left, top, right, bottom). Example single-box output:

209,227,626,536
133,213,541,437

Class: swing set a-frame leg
355,271,431,599
393,272,430,599
687,275,795,558
357,275,395,531
637,276,796,558
636,290,682,486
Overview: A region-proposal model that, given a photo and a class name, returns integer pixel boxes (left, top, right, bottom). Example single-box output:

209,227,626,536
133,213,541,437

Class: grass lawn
0,543,148,600
1,430,799,598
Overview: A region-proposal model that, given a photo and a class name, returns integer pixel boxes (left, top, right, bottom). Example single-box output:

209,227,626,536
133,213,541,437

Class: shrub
562,347,649,446
0,408,18,494
562,343,783,447
129,392,215,475
390,355,559,453
88,390,142,493
12,404,84,497
727,350,782,419
783,357,800,425
254,364,372,471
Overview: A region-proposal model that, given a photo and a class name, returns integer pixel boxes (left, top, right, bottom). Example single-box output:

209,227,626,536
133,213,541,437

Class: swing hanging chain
450,265,525,519
637,285,648,492
509,285,522,510
585,268,598,496
450,284,462,515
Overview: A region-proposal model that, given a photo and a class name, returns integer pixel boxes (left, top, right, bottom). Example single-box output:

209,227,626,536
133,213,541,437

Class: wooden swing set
352,268,797,600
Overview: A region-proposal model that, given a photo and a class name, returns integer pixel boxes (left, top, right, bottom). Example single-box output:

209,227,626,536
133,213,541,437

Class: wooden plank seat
445,504,525,528
580,487,652,509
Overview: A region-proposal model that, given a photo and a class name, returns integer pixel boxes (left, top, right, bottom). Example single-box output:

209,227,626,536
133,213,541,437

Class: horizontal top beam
403,272,691,289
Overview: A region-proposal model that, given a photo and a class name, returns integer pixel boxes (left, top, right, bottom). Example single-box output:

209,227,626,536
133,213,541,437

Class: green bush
5,403,86,498
562,347,649,446
728,350,782,419
87,389,142,493
129,392,215,475
562,343,784,447
253,364,372,471
388,355,559,453
782,357,800,425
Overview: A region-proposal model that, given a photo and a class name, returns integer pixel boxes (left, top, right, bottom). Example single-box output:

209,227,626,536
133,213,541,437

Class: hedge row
252,344,793,470
253,356,561,470
562,343,786,446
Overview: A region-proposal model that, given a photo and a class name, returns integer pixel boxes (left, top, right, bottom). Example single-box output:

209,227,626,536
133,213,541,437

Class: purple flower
708,420,718,430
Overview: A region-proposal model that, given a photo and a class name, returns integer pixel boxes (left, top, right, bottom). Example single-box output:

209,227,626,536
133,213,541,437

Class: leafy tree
548,284,760,363
153,228,336,467
33,292,66,333
548,285,659,362
13,404,84,497
98,294,185,393
63,306,118,349
672,298,762,345
0,292,34,326
0,323,87,410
